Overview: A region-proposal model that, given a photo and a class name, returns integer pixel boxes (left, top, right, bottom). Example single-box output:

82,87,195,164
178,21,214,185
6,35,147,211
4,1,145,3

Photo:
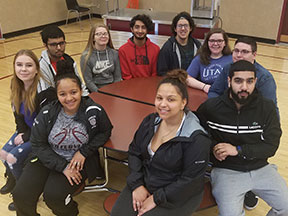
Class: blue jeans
1,133,32,179
211,164,288,216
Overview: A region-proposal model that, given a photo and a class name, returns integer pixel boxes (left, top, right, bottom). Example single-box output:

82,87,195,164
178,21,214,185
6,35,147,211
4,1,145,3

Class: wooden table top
98,76,208,110
89,92,155,152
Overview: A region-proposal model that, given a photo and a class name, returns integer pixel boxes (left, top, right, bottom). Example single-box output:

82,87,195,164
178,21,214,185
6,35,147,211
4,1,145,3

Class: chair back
65,0,80,10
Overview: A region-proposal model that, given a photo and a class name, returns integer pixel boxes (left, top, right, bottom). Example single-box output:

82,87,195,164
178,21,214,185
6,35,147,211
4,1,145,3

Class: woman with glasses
186,28,232,93
157,11,201,76
80,24,122,92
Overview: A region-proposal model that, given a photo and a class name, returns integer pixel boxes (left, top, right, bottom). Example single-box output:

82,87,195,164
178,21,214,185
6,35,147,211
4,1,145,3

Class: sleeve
113,50,122,82
30,108,68,172
80,54,99,92
157,43,171,76
208,64,229,98
240,102,281,160
153,132,211,207
13,110,31,142
256,74,279,116
119,47,133,80
79,105,113,157
126,116,151,191
187,56,200,78
150,45,160,77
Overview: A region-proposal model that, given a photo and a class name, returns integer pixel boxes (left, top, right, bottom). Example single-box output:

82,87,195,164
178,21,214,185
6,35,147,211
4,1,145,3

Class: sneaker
244,191,259,210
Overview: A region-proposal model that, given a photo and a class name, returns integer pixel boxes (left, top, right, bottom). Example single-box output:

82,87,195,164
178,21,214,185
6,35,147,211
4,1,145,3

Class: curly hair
158,69,189,110
130,14,154,32
171,11,195,36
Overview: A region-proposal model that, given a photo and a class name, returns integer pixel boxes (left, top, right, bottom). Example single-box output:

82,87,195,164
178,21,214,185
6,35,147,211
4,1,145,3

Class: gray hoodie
80,47,122,92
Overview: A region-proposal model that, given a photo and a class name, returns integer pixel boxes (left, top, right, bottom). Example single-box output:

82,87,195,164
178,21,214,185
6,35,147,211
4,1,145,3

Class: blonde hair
10,49,41,114
81,24,114,73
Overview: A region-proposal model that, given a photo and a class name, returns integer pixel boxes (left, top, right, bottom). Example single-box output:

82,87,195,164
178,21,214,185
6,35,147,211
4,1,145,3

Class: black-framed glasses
47,41,66,47
233,48,253,55
94,32,108,37
208,39,224,44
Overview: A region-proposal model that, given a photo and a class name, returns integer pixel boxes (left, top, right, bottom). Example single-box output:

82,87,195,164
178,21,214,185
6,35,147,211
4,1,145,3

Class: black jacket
157,36,201,76
14,87,57,142
197,89,281,172
30,97,112,182
127,111,211,207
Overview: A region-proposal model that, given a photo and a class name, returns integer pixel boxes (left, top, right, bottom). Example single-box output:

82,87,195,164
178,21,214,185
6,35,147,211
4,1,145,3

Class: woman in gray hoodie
80,24,122,92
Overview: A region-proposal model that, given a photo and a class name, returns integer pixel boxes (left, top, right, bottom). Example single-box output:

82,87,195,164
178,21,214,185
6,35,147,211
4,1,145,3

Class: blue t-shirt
20,102,37,128
187,55,232,85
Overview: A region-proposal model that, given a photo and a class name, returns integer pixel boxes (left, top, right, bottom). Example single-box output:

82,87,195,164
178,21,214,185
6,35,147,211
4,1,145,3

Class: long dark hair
199,28,231,65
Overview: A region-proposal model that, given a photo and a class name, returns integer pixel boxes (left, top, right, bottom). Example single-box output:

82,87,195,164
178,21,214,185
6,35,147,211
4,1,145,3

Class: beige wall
0,0,284,40
220,0,284,40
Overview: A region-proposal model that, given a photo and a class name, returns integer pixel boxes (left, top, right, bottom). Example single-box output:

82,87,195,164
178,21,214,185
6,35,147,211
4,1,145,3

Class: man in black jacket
197,60,288,216
157,11,201,76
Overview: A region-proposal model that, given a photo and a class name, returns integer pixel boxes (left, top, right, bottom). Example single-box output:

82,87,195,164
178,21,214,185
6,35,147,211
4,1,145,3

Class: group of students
0,10,287,216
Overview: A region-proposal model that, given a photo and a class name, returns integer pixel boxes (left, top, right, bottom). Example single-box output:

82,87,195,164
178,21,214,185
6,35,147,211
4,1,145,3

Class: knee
43,190,70,207
6,153,17,165
0,149,8,161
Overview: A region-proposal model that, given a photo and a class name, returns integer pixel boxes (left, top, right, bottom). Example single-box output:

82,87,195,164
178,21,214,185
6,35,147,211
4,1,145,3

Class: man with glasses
198,60,288,216
208,37,277,114
118,14,160,80
157,11,201,76
38,25,88,95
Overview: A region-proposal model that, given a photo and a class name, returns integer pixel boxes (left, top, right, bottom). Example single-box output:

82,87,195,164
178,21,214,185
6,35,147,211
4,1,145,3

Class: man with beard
157,11,201,76
38,25,88,95
118,14,160,80
197,60,288,216
208,37,279,209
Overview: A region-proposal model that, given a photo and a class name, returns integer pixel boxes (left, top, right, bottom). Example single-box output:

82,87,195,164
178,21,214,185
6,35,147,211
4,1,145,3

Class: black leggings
111,186,203,216
12,159,86,216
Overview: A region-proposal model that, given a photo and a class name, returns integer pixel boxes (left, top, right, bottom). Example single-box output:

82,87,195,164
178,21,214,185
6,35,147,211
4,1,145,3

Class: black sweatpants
12,159,87,216
111,186,203,216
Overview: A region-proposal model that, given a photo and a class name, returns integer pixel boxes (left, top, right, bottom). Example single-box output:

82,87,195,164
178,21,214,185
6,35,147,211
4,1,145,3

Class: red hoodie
119,37,160,80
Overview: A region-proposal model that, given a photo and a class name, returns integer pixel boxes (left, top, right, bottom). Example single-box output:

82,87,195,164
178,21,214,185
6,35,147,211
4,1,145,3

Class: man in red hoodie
119,14,160,80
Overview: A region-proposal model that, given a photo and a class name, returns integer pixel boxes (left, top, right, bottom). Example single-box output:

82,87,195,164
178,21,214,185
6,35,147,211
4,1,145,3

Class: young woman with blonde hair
80,24,121,92
0,49,56,210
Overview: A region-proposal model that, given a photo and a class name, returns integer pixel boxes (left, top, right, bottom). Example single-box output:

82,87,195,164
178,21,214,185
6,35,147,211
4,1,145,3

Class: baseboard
227,33,276,45
3,14,102,39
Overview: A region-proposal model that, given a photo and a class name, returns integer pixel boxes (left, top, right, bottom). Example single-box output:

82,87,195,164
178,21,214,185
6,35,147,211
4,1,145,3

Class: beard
133,33,146,41
230,88,253,105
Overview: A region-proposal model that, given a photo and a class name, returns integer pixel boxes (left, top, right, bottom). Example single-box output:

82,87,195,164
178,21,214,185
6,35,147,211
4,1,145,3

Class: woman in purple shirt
186,28,232,93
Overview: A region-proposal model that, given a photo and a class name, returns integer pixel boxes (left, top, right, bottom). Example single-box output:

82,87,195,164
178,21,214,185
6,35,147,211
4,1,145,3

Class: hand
68,151,86,171
203,84,211,93
14,133,24,145
213,143,238,161
137,195,156,216
63,167,82,186
132,186,151,212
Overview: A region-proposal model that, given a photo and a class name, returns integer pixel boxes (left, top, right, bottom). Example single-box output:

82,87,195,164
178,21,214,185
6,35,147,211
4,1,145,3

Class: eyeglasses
47,41,66,48
208,39,224,44
94,32,109,37
233,48,253,55
176,24,190,29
